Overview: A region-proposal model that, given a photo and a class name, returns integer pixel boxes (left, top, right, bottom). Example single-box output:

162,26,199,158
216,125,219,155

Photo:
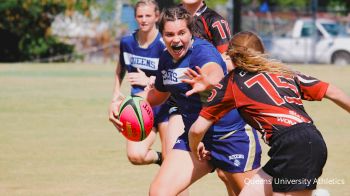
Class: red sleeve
296,74,329,101
208,14,231,53
200,74,236,122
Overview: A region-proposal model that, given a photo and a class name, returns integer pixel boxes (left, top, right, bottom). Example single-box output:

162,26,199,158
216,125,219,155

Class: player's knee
126,151,146,165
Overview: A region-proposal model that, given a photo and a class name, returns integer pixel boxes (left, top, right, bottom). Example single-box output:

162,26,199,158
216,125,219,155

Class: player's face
162,19,193,61
135,5,158,32
182,0,202,4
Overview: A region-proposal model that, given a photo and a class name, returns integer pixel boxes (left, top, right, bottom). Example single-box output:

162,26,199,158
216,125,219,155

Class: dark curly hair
158,6,194,35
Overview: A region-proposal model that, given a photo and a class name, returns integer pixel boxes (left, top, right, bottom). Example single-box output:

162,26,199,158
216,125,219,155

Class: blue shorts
174,126,262,173
152,99,174,126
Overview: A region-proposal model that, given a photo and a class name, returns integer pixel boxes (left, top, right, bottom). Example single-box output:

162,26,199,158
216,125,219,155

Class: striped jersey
189,2,232,53
200,68,329,143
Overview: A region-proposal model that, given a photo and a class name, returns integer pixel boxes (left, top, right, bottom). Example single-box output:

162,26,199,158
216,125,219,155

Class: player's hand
144,76,156,91
196,142,211,161
108,95,124,132
127,68,149,86
182,66,211,96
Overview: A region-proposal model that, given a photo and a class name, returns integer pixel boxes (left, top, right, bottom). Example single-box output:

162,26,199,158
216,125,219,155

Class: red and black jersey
189,2,232,53
200,69,329,144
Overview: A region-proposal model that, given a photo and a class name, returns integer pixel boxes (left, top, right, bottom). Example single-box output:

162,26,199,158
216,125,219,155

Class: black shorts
262,123,328,192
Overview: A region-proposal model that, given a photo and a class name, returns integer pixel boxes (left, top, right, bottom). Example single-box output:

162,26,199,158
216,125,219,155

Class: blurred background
1,1,349,195
1,0,350,65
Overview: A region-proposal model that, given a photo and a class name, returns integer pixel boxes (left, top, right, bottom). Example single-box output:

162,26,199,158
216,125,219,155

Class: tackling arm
324,84,350,113
189,116,215,160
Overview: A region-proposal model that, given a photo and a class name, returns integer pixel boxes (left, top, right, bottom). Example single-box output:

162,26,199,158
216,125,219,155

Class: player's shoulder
120,31,136,45
202,7,226,22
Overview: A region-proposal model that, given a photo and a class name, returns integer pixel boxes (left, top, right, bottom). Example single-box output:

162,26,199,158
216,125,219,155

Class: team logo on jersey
123,52,159,70
161,68,189,85
233,159,241,167
228,154,244,167
228,154,244,160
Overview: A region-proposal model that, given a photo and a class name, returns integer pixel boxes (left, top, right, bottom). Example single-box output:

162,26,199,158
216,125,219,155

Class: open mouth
171,45,184,54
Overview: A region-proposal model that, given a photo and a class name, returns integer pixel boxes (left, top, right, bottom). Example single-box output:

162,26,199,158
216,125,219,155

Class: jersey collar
194,1,207,16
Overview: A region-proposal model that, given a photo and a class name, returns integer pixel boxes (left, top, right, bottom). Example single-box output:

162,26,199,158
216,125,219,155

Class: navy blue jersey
119,31,165,95
155,38,246,135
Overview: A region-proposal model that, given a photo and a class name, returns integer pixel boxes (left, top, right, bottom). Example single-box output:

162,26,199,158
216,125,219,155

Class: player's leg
240,169,312,196
222,168,259,194
216,169,236,196
126,128,159,165
149,149,213,196
239,168,273,196
273,190,312,196
210,125,262,195
164,114,184,158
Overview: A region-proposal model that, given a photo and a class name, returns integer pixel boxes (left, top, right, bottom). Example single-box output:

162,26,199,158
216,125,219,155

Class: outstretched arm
182,63,224,96
324,84,350,113
189,116,215,160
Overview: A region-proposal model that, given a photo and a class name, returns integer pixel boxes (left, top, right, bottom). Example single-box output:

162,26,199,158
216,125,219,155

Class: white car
269,18,350,65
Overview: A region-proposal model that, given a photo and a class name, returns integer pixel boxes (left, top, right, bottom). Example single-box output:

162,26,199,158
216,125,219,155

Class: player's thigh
223,168,259,192
165,114,184,152
239,168,273,196
151,149,213,193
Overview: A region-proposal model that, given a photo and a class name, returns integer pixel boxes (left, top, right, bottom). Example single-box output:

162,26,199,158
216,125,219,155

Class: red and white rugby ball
118,96,154,141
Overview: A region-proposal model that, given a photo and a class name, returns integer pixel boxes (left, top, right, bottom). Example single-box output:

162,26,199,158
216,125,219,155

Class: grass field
0,63,349,196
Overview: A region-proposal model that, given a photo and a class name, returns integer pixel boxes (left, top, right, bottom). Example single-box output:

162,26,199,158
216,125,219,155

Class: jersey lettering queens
123,52,159,70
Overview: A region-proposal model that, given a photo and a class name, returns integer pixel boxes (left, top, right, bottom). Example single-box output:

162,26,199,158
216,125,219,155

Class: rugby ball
118,95,154,141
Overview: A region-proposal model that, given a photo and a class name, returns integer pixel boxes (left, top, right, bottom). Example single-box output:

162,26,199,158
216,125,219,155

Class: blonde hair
134,0,160,16
228,31,295,76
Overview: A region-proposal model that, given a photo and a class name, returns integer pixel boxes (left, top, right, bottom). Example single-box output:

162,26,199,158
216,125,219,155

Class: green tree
0,0,91,62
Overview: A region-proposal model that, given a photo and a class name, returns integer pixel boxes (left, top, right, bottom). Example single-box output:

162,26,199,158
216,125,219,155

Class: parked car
269,18,350,65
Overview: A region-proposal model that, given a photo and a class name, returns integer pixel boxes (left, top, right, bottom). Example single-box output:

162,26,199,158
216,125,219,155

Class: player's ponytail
228,31,295,76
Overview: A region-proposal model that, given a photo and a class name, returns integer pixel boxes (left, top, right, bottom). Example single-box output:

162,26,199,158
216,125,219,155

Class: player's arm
109,62,126,131
137,88,170,107
189,116,214,160
324,84,350,113
112,62,126,101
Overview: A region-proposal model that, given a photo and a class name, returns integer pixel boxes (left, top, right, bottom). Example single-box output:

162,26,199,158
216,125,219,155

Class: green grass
0,63,349,195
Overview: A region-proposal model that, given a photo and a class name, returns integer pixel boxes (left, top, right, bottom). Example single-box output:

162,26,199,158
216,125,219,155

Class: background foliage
0,0,92,62
1,0,349,63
